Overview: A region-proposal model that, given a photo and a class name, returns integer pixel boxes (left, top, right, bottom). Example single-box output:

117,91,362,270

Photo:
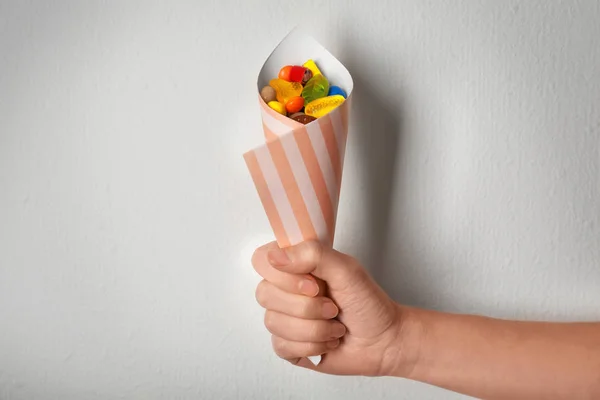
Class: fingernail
332,323,346,338
268,249,290,267
299,279,318,296
322,302,339,319
326,339,340,349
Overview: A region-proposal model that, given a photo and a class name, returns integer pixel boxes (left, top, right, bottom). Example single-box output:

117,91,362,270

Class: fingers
252,243,319,296
266,241,363,292
256,280,339,319
267,240,323,273
253,242,354,368
264,310,346,342
271,335,340,360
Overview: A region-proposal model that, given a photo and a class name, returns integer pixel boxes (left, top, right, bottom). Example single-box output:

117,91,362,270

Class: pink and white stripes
244,95,350,248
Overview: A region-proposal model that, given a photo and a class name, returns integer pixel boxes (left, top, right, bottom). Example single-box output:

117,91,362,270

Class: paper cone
243,30,353,365
244,30,353,248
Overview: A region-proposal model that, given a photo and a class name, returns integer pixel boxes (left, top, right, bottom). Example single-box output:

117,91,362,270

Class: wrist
382,304,426,379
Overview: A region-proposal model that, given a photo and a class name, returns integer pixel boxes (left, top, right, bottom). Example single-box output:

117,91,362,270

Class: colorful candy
262,59,346,124
260,86,277,103
279,65,312,84
305,95,345,118
301,69,313,85
269,78,303,104
327,85,347,99
292,114,317,125
303,59,322,77
285,96,304,114
302,74,329,104
278,66,292,81
289,66,307,82
268,101,286,115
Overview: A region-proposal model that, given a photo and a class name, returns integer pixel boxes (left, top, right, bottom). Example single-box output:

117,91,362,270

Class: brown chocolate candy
301,69,313,85
260,85,277,103
292,114,316,125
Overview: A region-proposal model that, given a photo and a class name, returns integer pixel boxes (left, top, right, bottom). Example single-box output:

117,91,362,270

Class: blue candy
327,85,347,98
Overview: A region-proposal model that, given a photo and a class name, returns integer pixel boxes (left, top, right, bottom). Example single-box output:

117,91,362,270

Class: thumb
267,241,364,291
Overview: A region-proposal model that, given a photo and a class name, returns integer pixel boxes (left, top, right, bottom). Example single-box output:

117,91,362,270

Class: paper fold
243,30,353,365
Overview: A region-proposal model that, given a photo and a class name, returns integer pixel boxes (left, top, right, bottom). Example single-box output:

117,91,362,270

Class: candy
278,66,292,81
303,59,322,77
285,96,304,114
269,78,303,104
305,95,345,118
279,65,309,83
301,74,329,104
292,114,317,125
261,59,345,123
260,85,277,103
327,85,347,99
289,66,307,82
267,101,286,115
301,69,313,85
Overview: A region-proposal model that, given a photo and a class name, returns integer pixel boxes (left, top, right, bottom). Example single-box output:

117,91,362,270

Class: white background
1,1,599,399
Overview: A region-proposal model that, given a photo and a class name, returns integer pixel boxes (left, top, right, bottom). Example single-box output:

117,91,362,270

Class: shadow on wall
337,35,471,312
335,41,466,312
336,37,495,314
337,38,404,287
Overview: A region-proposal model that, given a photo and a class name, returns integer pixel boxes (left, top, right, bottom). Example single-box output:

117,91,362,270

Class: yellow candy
269,78,303,104
267,101,286,115
303,59,322,77
305,95,345,118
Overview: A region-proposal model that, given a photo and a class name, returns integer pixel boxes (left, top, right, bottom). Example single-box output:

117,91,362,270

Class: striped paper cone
244,30,353,248
243,30,353,366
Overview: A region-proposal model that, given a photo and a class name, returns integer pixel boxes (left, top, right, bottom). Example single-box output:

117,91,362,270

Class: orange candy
269,78,303,104
278,66,292,81
285,96,304,113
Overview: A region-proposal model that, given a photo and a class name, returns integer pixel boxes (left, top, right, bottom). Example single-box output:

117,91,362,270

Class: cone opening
256,29,353,129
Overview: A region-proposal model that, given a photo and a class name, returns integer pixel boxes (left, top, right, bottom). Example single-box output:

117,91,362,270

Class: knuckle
251,247,263,271
271,336,287,357
263,311,277,333
308,321,325,341
296,298,313,318
305,241,323,266
255,280,269,307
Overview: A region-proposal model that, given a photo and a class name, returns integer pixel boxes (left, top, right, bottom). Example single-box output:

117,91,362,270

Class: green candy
301,74,329,105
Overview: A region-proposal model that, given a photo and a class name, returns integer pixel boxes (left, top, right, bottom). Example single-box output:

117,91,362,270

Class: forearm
393,306,600,399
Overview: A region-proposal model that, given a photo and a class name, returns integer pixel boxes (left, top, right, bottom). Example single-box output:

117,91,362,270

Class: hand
252,241,413,376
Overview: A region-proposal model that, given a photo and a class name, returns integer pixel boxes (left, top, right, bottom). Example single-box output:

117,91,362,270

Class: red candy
289,66,307,82
278,66,292,81
285,96,304,113
278,65,308,83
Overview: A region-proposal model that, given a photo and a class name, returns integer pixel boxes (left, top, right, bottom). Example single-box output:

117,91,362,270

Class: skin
252,241,600,400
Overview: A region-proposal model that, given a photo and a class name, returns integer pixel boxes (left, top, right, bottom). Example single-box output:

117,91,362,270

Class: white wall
1,1,599,399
